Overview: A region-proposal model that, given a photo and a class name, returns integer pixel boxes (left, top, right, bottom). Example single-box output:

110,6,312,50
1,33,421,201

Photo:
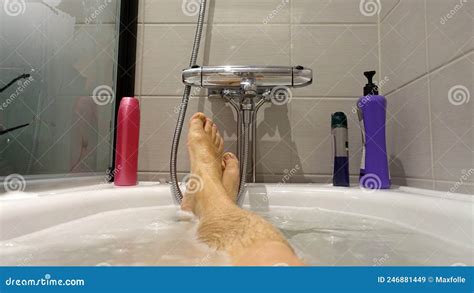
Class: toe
217,137,224,154
188,113,207,143
214,131,222,147
222,152,240,201
211,124,218,140
223,152,240,175
204,118,213,133
189,112,207,128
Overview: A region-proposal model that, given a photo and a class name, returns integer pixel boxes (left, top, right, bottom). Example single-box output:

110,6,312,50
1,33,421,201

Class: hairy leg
186,112,304,266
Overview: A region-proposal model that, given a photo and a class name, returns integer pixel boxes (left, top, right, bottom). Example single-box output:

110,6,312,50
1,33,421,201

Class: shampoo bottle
357,71,390,189
114,97,140,186
331,112,350,187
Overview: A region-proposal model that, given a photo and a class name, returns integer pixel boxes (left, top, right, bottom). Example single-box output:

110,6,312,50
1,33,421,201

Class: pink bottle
114,97,140,186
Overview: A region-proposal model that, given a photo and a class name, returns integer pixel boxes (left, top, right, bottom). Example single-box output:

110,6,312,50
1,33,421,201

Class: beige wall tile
430,53,473,183
138,96,237,173
142,0,290,24
386,77,433,179
435,180,474,195
142,0,209,24
139,25,206,96
391,177,435,190
290,98,363,176
426,0,473,70
255,103,294,175
292,0,396,24
291,25,378,97
135,24,145,96
138,24,290,96
380,0,428,93
379,0,402,21
207,24,291,65
381,0,473,194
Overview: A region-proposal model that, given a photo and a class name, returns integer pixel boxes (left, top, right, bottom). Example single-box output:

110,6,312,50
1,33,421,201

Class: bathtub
0,183,472,266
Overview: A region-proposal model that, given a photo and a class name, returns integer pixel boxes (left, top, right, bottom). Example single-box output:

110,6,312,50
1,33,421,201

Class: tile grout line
423,0,436,190
385,50,474,98
378,3,383,92
137,4,146,100
380,0,402,24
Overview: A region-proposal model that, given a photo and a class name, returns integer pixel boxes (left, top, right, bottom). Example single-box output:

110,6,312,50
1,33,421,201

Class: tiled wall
380,0,473,194
136,0,473,194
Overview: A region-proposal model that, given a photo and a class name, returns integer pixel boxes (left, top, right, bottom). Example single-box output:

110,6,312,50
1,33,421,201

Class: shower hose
170,0,248,205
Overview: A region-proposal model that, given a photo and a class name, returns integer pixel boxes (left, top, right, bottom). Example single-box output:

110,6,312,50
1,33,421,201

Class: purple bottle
357,71,391,189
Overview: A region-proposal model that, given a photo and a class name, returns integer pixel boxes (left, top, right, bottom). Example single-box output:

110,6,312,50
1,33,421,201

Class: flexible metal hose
170,0,248,205
236,115,249,206
170,0,208,204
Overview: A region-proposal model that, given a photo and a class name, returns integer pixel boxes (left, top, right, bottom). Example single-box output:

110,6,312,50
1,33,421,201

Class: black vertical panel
109,0,139,181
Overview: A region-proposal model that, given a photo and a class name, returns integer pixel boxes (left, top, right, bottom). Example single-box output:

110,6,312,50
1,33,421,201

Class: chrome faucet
182,65,313,182
241,77,258,98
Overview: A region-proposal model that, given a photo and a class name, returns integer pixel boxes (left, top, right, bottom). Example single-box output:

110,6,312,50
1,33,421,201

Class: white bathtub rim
0,183,472,249
1,182,472,203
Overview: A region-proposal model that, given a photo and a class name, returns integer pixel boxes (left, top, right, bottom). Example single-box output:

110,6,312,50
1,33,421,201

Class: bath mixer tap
182,65,312,89
241,78,258,98
182,65,313,182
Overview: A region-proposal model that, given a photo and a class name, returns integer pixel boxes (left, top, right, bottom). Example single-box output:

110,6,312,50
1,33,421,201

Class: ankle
195,186,236,217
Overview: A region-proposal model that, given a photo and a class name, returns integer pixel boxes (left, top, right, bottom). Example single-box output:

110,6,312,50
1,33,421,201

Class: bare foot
181,113,228,214
187,113,224,176
222,152,240,203
182,152,240,212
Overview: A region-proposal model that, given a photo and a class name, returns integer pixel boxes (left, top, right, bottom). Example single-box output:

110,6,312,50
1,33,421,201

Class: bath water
0,206,471,266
